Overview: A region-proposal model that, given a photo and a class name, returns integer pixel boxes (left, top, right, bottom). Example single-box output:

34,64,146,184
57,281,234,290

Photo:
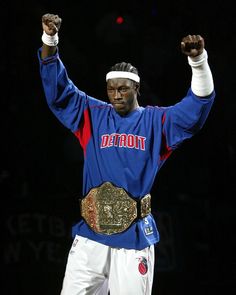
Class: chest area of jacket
91,108,162,152
94,119,157,152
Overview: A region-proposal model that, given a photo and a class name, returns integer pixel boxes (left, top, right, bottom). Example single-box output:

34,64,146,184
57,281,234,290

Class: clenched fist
181,35,205,57
42,13,62,36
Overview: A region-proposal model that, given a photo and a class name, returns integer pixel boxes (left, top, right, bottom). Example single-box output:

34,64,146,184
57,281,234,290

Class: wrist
188,49,207,67
41,31,59,46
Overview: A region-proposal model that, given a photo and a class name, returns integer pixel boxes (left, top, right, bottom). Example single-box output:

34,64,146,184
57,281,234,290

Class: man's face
107,78,139,116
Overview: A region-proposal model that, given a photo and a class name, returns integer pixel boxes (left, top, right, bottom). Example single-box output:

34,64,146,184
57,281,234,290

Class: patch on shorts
138,256,148,275
144,226,153,235
72,238,79,247
143,218,153,235
69,238,79,254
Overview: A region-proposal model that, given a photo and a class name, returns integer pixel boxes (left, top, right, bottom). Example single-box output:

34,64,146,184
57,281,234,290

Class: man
38,13,215,295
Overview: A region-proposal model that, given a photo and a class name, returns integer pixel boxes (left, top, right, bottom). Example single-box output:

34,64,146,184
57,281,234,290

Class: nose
114,89,122,99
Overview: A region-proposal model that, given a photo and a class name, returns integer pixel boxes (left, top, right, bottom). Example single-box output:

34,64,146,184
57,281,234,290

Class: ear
135,83,140,96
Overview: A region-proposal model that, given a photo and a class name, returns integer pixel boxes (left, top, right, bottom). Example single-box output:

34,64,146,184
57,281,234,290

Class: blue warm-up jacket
38,48,215,250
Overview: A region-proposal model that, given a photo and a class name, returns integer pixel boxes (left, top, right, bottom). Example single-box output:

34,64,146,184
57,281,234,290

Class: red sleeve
74,108,92,156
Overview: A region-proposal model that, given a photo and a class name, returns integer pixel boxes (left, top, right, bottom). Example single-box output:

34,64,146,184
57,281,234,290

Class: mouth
113,101,125,106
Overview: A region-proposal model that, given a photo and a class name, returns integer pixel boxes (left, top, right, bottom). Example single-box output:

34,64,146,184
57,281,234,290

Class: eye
107,88,115,93
119,87,130,93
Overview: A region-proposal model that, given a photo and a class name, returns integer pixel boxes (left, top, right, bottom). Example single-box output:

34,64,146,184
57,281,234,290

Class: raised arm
38,13,107,135
38,13,87,133
181,34,214,97
159,35,215,153
41,13,62,59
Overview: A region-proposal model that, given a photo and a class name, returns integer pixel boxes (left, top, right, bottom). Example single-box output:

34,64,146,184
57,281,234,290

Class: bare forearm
41,43,57,59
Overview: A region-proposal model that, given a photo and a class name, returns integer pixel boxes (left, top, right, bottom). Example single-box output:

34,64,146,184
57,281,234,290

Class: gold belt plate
80,182,149,235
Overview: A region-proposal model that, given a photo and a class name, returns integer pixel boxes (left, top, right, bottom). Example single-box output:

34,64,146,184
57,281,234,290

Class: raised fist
42,13,62,36
181,35,205,57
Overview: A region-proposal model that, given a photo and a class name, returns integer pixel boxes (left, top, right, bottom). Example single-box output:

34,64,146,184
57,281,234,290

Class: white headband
106,71,140,83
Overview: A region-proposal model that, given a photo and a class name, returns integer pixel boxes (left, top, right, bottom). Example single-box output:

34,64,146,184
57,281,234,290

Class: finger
180,41,186,52
196,35,204,48
42,13,53,23
42,13,61,25
48,21,59,32
54,17,62,30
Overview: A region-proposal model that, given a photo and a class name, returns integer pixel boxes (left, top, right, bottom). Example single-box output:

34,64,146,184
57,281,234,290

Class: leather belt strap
80,182,151,235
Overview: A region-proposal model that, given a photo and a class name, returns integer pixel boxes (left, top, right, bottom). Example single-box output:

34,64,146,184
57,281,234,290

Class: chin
113,106,126,116
115,107,129,115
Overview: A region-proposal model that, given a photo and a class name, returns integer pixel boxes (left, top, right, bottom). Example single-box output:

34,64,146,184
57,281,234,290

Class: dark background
1,1,235,294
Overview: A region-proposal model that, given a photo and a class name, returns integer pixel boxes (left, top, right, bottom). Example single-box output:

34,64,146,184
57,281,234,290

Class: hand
42,13,62,36
181,35,204,57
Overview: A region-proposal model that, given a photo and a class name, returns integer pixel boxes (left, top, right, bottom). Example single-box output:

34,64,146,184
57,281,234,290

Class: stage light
116,16,124,24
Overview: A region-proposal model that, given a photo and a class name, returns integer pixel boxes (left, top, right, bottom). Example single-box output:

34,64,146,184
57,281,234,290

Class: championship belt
80,182,151,235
